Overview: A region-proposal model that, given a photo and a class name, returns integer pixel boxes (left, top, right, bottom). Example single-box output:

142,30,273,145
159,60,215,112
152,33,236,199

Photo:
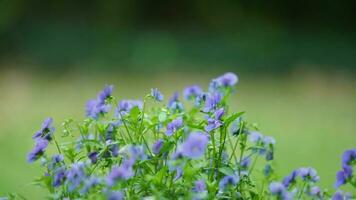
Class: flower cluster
10,72,354,199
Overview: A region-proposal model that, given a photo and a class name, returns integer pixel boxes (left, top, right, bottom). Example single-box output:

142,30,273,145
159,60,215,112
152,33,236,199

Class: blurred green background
0,0,356,198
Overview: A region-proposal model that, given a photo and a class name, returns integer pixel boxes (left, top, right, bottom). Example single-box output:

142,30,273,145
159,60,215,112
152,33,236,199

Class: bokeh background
0,0,355,198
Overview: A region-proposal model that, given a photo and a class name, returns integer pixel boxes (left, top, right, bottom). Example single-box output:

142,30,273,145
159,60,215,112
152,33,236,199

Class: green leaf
219,166,235,176
224,111,245,125
158,112,167,122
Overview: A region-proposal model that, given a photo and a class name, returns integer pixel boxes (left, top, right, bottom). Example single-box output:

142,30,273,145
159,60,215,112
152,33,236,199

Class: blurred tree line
0,0,355,72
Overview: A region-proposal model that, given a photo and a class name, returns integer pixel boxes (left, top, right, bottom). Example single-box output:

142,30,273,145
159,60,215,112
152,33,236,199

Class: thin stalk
210,131,217,181
248,154,259,175
52,134,62,155
297,181,307,200
228,121,244,163
217,126,227,170
227,134,238,164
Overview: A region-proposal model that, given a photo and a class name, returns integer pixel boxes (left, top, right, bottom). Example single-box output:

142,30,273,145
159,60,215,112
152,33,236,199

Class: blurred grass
0,69,355,198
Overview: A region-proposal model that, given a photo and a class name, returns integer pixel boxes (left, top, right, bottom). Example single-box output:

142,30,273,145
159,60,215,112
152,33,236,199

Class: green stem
52,134,62,155
210,131,217,181
227,135,238,164
118,111,134,143
297,181,307,200
248,154,259,175
217,126,227,171
228,121,243,163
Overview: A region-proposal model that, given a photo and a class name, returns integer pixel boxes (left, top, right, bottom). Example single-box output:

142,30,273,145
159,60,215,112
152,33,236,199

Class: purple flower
166,118,183,136
309,186,322,198
88,151,99,164
219,175,239,190
152,139,164,154
86,85,114,119
108,191,124,200
205,108,224,132
129,145,147,161
332,191,352,200
173,167,183,181
151,88,164,102
216,72,238,87
107,161,134,186
80,176,101,194
194,93,207,107
48,154,64,170
249,131,263,143
264,164,272,177
167,92,183,112
335,165,353,188
116,100,143,116
194,179,206,192
27,138,49,163
52,154,64,163
66,162,86,191
32,118,55,141
240,156,251,168
298,167,320,182
97,85,114,103
342,149,356,166
269,182,292,200
283,170,298,187
203,93,222,112
53,166,66,187
183,85,202,100
181,132,209,159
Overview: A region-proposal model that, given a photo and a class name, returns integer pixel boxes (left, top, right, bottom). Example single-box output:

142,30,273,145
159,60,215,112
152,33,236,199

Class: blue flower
53,166,66,187
151,88,164,101
342,149,356,166
216,72,238,87
219,174,239,191
249,131,263,143
106,141,119,158
66,162,86,191
181,132,209,159
116,100,143,116
86,85,114,119
27,138,49,163
107,160,134,186
269,182,292,200
298,167,320,182
205,108,224,132
97,85,114,103
240,156,251,168
173,166,183,181
193,179,206,192
203,92,222,112
183,85,202,100
166,118,183,136
264,164,272,177
167,92,184,112
129,145,147,161
52,154,64,163
332,191,352,200
152,139,164,154
309,186,322,199
335,165,352,188
107,191,124,200
282,170,298,187
80,176,101,195
32,118,55,141
88,151,99,164
48,154,64,170
194,93,207,107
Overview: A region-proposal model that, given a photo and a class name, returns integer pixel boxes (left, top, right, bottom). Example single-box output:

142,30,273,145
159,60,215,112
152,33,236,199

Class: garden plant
4,73,356,199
